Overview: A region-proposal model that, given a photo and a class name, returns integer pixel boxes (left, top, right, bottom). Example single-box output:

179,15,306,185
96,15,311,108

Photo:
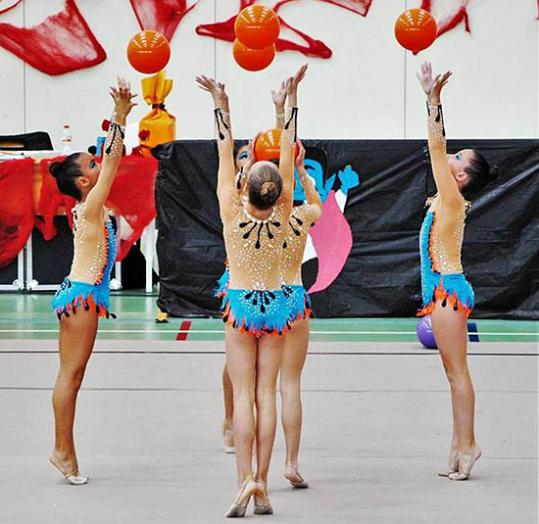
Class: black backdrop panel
154,139,539,320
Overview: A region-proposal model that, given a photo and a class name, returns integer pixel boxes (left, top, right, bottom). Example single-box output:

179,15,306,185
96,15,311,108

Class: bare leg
51,308,98,477
222,365,235,452
280,318,309,487
254,334,285,484
225,325,257,485
430,301,481,479
253,333,284,513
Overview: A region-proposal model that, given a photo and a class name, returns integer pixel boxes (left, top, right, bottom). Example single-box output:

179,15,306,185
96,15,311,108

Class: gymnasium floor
0,293,537,524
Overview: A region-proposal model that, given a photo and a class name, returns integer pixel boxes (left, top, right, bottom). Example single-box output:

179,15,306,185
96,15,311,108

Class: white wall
0,0,537,151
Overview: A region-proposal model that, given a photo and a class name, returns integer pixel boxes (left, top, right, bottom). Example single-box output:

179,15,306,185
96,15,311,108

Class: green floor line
0,294,537,343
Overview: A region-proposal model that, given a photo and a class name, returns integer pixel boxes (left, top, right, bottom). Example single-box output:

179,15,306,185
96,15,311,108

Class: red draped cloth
107,155,158,261
420,0,471,40
0,0,106,76
0,159,34,268
129,0,199,41
196,0,372,59
36,155,158,262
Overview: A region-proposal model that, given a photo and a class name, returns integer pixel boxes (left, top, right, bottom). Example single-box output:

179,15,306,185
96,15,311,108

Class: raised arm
280,64,308,211
85,78,136,219
295,143,322,221
417,62,463,207
271,81,287,129
196,76,236,214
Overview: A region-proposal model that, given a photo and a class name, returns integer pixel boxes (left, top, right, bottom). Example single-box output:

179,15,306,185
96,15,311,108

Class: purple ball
416,315,437,349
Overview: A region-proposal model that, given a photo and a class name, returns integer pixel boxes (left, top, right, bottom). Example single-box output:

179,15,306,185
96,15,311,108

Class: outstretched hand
295,141,306,171
110,77,137,120
196,75,229,110
417,62,452,104
285,63,308,98
271,81,287,110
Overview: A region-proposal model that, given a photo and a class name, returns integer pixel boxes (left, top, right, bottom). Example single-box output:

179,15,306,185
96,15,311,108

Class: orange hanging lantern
127,30,171,74
394,9,437,53
232,39,275,72
234,5,280,50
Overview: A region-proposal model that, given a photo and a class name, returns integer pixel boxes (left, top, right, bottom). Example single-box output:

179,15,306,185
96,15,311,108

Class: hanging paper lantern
232,39,275,72
234,5,280,50
394,8,437,53
127,30,171,74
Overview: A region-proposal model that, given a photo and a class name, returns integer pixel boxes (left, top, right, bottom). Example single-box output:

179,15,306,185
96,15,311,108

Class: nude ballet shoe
448,447,482,481
49,455,88,485
225,478,257,518
284,465,309,489
253,481,273,515
438,448,459,477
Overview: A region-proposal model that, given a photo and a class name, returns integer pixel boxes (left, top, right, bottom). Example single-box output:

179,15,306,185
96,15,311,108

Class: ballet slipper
225,477,257,518
253,480,274,515
49,454,88,485
438,447,459,477
284,464,309,489
448,446,482,481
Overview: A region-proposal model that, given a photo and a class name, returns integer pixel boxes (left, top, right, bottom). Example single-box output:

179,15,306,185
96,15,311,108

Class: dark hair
248,162,283,210
462,150,499,196
49,153,83,200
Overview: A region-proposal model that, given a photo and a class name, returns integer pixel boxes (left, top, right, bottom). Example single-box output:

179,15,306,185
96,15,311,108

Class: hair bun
49,161,62,178
260,181,275,196
488,164,500,181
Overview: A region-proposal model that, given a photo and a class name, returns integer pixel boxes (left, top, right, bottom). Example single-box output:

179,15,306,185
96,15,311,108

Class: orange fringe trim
291,305,313,322
222,302,290,337
417,284,472,319
57,294,112,319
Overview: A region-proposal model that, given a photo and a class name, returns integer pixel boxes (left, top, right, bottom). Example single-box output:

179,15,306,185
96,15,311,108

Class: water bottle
96,130,107,157
61,124,72,156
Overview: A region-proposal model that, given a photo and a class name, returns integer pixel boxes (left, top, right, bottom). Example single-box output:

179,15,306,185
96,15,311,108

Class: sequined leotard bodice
224,199,289,290
423,197,469,275
422,102,469,275
69,203,115,285
281,204,317,285
67,120,124,285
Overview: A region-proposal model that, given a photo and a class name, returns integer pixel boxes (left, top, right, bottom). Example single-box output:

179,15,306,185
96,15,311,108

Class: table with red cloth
0,155,158,268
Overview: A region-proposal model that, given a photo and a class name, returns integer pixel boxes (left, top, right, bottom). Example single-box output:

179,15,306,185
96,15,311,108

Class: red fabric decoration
129,0,199,42
35,158,76,241
0,0,106,76
420,0,471,40
106,155,158,261
196,0,371,59
274,0,371,16
0,159,35,268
